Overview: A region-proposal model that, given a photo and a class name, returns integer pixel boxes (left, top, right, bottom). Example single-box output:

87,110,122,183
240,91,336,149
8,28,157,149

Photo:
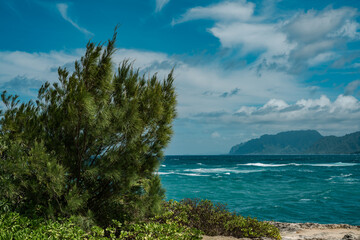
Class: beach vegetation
155,199,281,240
0,211,202,239
0,199,280,239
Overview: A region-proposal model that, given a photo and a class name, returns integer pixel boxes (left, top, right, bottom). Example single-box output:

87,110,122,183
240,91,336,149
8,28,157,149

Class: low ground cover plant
0,211,202,240
0,199,281,239
155,199,281,240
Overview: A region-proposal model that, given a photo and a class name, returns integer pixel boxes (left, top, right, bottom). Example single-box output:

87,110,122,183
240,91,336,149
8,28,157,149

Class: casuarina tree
0,29,177,226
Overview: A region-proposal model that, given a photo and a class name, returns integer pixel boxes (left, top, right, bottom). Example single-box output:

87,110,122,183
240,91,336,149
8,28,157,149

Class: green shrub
107,220,202,240
155,199,281,240
0,212,202,240
0,212,94,240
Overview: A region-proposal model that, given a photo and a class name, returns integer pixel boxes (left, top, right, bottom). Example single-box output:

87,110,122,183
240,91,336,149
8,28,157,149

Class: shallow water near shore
159,155,360,225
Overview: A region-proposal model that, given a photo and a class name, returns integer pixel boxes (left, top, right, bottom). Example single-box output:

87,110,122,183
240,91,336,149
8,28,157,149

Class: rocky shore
271,222,360,240
203,222,360,240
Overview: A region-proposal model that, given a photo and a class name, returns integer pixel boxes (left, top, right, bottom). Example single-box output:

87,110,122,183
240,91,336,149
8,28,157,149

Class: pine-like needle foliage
0,29,177,227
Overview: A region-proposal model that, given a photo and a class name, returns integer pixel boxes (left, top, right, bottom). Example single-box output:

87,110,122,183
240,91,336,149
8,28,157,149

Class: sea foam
304,162,358,167
237,163,300,167
184,168,264,174
237,162,358,167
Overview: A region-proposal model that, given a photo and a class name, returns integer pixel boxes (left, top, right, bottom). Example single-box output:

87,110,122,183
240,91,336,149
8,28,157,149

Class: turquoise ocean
159,155,360,225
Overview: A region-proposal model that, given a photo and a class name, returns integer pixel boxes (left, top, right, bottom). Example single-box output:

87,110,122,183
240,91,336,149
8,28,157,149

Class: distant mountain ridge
229,130,360,155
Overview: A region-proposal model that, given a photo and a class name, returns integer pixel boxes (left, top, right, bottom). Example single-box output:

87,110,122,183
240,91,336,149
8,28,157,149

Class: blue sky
1,0,360,155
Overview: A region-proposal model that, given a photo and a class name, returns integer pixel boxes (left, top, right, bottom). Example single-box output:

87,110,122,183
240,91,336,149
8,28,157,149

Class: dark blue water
159,155,360,225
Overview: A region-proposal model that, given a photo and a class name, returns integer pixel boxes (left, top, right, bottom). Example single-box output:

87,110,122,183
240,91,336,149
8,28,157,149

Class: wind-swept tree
0,29,176,226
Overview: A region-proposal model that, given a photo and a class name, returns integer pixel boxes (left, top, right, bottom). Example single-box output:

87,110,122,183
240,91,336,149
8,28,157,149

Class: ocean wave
298,169,314,172
161,164,166,167
328,173,354,181
158,171,210,177
184,168,264,174
304,162,358,167
157,171,174,175
237,163,300,167
176,173,210,177
237,162,359,167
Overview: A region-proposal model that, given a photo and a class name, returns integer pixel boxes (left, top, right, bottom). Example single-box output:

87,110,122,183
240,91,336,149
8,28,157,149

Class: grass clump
155,198,281,240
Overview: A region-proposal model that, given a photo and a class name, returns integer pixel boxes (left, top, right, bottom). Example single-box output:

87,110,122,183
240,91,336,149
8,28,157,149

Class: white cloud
236,106,256,115
334,20,360,39
285,8,357,43
296,95,331,109
56,3,93,36
0,45,308,119
210,22,291,55
155,0,170,12
262,99,289,110
307,52,337,66
284,7,360,71
174,2,360,73
172,0,255,25
232,95,360,124
0,50,82,84
290,40,335,62
333,94,360,112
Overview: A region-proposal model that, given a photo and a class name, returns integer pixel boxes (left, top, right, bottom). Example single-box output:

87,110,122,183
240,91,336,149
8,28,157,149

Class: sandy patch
282,228,360,240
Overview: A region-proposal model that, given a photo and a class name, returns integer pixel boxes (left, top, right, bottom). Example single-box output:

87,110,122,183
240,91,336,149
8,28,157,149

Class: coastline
203,222,360,240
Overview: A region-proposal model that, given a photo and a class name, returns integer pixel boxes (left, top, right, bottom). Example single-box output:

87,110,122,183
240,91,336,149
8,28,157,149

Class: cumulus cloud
233,95,360,124
155,0,170,12
262,98,289,110
56,3,93,36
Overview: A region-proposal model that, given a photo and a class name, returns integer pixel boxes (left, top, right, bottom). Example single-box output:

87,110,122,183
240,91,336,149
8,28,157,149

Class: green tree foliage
0,29,177,227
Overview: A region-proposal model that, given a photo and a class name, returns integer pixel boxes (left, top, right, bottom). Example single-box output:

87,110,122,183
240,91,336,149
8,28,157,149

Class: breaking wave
237,162,358,167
